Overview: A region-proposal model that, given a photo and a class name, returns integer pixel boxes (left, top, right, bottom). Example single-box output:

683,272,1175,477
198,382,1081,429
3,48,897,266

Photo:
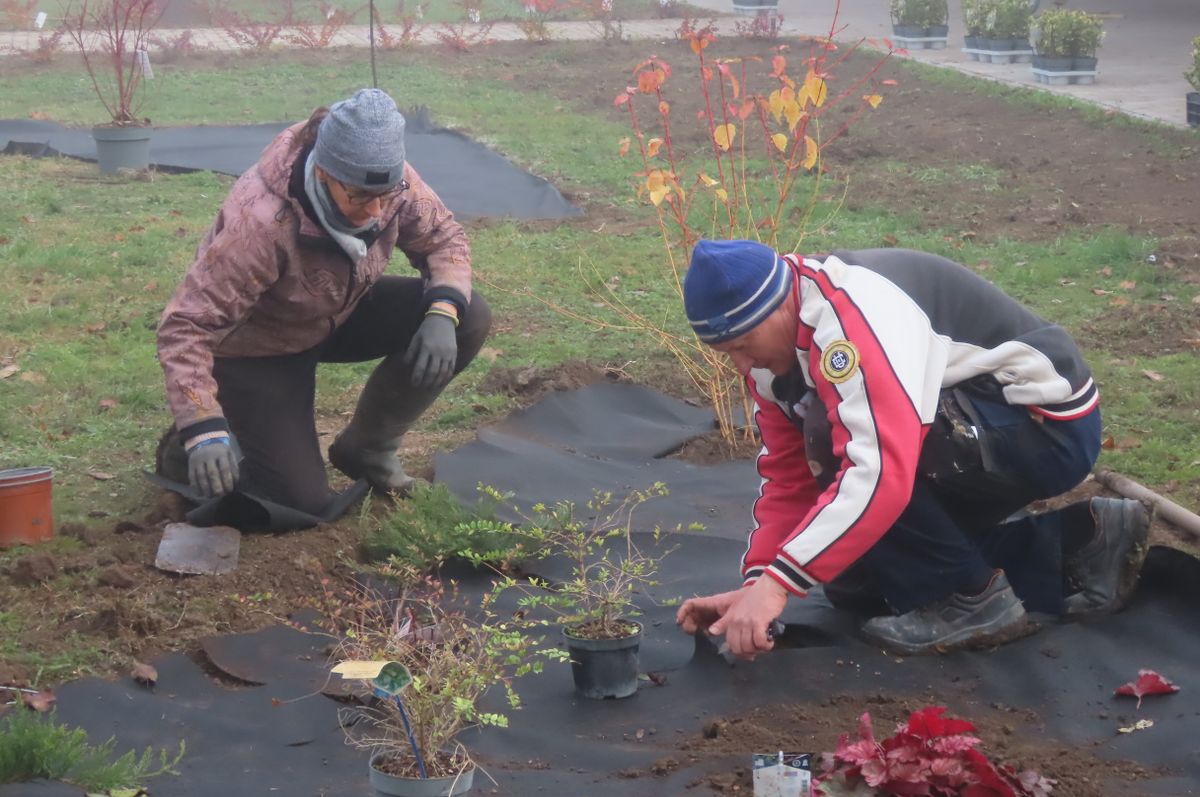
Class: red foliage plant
816,707,1055,797
372,0,424,50
206,0,291,51
63,0,164,125
286,2,360,49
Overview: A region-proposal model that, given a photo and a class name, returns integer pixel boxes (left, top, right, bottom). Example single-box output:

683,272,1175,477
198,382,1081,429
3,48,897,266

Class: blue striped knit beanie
684,239,793,344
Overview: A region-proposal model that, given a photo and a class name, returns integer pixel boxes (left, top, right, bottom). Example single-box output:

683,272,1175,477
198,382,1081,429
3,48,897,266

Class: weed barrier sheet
0,115,580,220
35,386,1200,795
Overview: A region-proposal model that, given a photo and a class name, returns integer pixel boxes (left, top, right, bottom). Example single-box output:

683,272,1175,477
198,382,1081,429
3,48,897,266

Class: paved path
3,0,1197,128
687,0,1200,128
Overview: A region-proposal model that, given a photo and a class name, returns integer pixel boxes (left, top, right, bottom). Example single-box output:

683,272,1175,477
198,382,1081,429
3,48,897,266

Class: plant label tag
332,660,393,680
35,11,47,28
752,752,812,797
136,49,153,79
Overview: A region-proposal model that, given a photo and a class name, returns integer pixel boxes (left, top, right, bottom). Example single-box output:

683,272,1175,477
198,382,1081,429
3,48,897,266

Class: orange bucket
0,467,55,547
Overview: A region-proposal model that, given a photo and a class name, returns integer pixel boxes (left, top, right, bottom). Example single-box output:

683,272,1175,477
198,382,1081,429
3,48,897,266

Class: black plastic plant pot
563,622,642,700
964,35,981,49
925,24,949,37
892,23,925,38
369,752,475,797
1188,93,1200,128
1035,55,1075,72
1072,56,1098,72
985,37,1016,51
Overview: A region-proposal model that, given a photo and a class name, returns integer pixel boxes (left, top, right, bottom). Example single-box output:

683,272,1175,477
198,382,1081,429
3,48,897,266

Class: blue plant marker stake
371,662,427,780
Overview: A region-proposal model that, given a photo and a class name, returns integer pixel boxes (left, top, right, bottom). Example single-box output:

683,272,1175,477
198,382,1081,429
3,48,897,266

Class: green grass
1,45,1198,527
0,709,183,792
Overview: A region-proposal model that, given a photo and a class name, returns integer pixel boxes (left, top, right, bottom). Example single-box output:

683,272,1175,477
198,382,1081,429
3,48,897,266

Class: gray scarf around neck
303,149,377,264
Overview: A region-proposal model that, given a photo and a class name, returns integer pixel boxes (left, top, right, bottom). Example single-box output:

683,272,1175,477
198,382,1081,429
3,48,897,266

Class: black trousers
210,277,491,516
807,391,1102,615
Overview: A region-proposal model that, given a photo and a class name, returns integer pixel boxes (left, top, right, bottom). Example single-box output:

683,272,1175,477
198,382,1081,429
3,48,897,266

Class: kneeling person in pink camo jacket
157,88,490,518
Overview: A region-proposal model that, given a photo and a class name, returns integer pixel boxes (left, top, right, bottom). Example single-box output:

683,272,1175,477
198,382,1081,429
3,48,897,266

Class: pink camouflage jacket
157,121,473,440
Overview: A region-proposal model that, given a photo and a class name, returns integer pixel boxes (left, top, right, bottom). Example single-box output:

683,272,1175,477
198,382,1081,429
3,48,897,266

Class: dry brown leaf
143,280,158,292
1109,297,1130,307
0,364,18,380
85,322,106,334
1098,266,1113,277
87,471,115,481
18,371,45,384
1119,280,1137,290
0,235,10,245
1116,437,1142,451
98,398,118,411
1101,435,1116,450
1142,370,1165,382
131,661,158,687
1091,288,1112,296
23,689,55,712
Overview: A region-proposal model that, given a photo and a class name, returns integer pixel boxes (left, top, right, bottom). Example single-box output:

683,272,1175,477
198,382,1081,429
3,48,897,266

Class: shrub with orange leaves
607,3,897,441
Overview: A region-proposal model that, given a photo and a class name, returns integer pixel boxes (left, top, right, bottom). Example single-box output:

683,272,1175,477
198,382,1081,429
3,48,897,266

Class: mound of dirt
479,359,627,403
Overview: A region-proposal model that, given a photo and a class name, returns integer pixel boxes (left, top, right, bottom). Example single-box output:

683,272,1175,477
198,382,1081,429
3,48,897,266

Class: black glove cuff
179,417,230,448
422,286,469,318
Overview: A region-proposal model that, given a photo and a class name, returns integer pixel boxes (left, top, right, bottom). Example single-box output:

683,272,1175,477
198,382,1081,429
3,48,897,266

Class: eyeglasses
340,178,410,207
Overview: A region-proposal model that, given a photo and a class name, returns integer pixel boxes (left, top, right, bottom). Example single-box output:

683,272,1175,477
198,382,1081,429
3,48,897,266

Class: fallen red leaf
1115,669,1180,709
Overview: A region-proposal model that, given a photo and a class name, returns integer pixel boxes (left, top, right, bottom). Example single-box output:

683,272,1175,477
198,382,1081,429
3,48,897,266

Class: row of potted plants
889,0,949,39
323,484,692,796
962,0,1031,52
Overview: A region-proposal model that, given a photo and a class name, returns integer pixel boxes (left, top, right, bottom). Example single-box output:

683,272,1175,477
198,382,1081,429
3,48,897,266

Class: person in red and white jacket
675,240,1150,657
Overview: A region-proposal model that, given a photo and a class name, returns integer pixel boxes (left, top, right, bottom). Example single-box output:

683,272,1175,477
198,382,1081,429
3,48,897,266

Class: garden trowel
692,620,811,667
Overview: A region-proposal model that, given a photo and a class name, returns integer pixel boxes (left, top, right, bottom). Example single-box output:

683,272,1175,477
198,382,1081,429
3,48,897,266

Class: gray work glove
403,313,458,389
188,438,239,498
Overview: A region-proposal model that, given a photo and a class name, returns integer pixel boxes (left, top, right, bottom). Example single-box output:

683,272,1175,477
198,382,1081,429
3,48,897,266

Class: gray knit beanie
313,88,406,190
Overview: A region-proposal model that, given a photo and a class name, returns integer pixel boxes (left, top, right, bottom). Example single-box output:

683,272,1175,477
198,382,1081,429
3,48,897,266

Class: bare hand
676,589,744,635
709,578,790,660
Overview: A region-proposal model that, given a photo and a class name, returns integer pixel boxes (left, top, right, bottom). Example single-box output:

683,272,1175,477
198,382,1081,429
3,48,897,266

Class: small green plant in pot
466,483,698,700
1186,36,1200,127
322,564,565,796
63,0,162,173
890,0,949,38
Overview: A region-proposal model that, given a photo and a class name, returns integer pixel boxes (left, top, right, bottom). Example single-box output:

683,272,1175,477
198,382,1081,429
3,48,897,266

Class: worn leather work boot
860,570,1029,655
328,353,440,497
1063,497,1151,617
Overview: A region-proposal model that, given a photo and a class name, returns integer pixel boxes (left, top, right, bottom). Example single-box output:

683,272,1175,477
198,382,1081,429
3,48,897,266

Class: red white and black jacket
742,249,1099,596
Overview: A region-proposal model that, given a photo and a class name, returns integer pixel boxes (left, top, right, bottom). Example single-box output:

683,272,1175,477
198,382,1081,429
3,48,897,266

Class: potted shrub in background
962,0,987,50
890,0,949,41
731,0,780,20
468,483,697,701
984,0,1032,52
324,564,565,796
1031,8,1103,83
1030,7,1074,72
63,0,161,173
1186,36,1200,127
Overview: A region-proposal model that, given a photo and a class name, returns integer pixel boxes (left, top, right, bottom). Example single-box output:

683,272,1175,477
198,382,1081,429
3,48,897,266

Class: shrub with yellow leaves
603,7,897,443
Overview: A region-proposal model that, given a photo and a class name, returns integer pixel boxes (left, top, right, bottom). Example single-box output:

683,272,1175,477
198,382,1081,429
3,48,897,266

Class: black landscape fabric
37,386,1200,795
0,115,580,220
